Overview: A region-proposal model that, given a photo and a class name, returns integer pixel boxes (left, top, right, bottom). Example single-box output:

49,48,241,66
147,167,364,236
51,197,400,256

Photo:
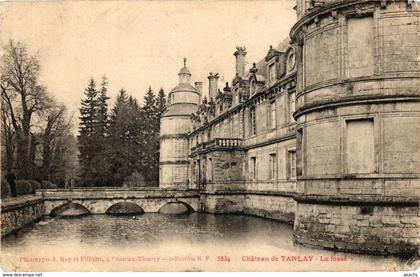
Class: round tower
159,59,200,189
291,0,420,255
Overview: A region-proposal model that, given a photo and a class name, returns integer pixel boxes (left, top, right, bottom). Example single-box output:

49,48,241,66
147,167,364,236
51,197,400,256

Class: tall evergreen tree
77,81,167,187
107,89,131,185
127,96,144,174
143,86,157,121
153,88,167,184
142,87,161,184
94,76,111,185
78,78,99,185
157,88,167,116
97,76,110,138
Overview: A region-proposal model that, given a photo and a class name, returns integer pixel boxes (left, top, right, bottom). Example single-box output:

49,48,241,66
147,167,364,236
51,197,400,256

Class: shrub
26,180,41,193
16,180,33,195
41,180,57,189
123,171,146,187
1,178,10,198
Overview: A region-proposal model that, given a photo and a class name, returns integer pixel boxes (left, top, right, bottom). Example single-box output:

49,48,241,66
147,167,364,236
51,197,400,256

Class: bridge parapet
37,187,200,200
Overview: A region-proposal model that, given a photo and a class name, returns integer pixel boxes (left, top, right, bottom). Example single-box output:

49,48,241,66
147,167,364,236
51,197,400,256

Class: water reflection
1,213,412,272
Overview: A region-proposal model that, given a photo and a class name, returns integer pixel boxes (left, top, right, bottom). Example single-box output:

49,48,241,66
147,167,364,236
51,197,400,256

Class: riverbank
1,195,45,236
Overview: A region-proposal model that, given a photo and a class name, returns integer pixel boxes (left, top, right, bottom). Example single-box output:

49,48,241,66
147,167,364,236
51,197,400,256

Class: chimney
233,46,247,78
208,72,219,101
194,81,203,102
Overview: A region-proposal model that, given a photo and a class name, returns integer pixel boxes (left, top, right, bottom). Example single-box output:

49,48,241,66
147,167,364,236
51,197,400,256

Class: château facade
159,0,420,256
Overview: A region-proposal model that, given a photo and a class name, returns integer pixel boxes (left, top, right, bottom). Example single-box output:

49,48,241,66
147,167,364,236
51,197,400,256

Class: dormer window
234,89,239,104
265,45,284,86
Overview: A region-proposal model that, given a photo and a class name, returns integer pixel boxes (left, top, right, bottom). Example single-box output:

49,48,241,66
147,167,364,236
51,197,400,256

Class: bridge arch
50,202,91,217
158,201,193,215
105,202,144,215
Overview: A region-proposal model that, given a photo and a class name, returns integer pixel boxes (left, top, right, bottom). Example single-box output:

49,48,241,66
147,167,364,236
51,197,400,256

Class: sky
0,0,296,118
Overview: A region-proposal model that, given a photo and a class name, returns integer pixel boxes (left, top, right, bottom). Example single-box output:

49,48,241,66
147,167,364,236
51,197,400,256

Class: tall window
233,116,239,137
193,161,197,184
269,101,276,129
346,119,375,174
269,63,277,86
269,153,277,180
173,167,181,182
297,128,304,177
348,16,374,78
208,157,213,183
250,157,257,180
289,92,296,123
249,106,256,136
289,150,296,180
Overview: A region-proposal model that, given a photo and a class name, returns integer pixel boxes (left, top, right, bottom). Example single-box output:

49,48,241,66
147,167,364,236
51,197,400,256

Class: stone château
159,0,420,256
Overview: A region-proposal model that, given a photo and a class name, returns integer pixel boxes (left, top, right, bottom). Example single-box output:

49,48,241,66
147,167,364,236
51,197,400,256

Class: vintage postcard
0,0,419,273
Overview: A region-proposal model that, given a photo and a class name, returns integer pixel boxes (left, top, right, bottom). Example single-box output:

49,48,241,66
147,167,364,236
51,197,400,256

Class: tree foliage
0,40,77,186
77,83,167,186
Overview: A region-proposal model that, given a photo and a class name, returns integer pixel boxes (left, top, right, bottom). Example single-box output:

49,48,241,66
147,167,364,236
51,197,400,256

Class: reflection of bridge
40,188,200,215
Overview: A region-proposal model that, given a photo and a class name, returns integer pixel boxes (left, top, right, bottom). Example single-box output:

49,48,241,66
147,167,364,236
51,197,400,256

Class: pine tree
143,86,157,122
127,96,144,175
157,88,167,116
78,82,167,187
149,88,167,185
94,76,111,185
97,76,110,138
78,78,99,185
107,89,131,185
141,87,161,184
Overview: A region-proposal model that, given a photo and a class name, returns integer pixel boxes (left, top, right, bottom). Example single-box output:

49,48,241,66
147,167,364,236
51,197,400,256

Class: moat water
0,213,413,271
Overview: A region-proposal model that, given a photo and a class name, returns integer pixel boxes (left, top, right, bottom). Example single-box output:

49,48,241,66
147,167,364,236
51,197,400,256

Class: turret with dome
159,58,200,189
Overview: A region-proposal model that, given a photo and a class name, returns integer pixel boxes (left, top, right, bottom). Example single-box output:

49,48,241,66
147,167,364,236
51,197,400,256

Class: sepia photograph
0,0,419,273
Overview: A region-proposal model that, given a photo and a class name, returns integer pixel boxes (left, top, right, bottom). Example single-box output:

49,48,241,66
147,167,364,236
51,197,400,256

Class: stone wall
1,195,45,237
202,192,296,224
211,150,246,183
202,193,245,214
294,202,419,256
304,26,339,87
244,193,296,224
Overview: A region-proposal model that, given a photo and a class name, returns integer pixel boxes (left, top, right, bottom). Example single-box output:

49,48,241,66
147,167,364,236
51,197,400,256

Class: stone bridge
37,187,201,215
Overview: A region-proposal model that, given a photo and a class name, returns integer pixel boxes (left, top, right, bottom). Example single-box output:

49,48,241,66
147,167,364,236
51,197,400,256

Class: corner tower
291,0,420,255
159,58,200,189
